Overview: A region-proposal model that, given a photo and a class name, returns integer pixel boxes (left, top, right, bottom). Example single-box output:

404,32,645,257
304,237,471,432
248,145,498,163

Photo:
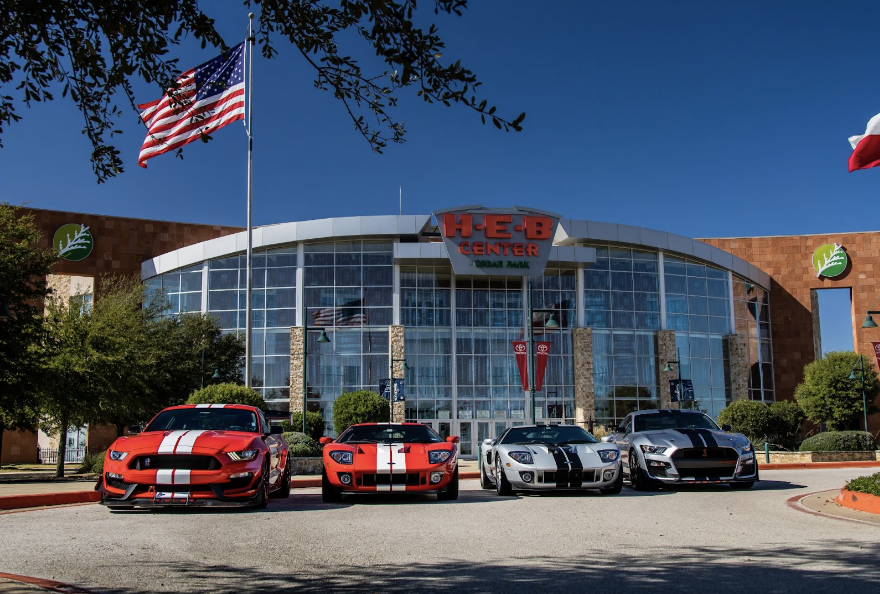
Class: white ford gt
479,424,623,495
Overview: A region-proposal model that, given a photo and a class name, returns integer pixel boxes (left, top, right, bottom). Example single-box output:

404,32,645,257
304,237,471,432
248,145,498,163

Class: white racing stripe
174,470,191,485
156,469,173,484
158,431,188,454
375,443,407,492
174,430,206,454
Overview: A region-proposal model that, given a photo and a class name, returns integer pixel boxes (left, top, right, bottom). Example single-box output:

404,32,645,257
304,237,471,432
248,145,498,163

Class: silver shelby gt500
479,424,623,495
602,409,758,490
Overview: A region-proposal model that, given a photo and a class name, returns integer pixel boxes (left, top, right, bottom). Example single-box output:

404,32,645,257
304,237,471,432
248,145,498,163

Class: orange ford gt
320,423,459,502
97,404,290,509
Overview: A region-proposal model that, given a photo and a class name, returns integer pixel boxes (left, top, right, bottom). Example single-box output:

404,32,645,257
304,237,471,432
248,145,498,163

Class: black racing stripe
563,445,583,487
678,429,705,447
547,445,568,487
693,429,719,447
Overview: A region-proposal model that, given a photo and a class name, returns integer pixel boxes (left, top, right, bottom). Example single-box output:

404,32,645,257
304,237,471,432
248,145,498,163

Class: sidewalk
2,459,878,512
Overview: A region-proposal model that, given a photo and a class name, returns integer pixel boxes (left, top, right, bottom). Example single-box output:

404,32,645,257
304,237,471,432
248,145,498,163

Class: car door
259,411,283,483
614,415,634,469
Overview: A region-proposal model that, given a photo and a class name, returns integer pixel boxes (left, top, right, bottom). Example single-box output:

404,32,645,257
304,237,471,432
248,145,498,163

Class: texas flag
848,112,880,171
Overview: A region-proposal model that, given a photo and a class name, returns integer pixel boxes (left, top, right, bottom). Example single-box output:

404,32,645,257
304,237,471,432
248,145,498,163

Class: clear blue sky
3,1,879,240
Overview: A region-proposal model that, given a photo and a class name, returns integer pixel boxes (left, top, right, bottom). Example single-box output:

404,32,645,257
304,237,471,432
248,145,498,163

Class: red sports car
97,404,290,509
320,423,459,502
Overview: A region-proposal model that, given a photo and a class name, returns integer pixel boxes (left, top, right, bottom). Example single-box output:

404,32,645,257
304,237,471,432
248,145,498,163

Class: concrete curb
0,491,101,511
758,460,880,470
0,571,96,593
836,488,880,515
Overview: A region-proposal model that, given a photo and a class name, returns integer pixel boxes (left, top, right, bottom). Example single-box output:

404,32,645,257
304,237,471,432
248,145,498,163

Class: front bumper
324,462,457,493
642,448,758,484
502,462,622,491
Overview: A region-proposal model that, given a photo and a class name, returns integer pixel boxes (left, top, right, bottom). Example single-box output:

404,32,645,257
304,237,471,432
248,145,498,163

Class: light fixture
862,313,878,329
0,301,11,321
212,368,222,380
663,362,673,372
317,329,331,343
849,370,858,380
545,313,560,328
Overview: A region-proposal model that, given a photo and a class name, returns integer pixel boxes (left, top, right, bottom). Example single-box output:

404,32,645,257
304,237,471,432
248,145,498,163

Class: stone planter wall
290,457,323,475
758,451,880,464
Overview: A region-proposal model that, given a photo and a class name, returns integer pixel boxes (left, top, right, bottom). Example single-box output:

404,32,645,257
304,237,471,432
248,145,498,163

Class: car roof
348,422,426,427
162,404,261,411
506,424,582,429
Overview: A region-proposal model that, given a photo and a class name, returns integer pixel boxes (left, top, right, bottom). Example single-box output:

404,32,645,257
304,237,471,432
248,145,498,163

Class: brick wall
0,430,38,464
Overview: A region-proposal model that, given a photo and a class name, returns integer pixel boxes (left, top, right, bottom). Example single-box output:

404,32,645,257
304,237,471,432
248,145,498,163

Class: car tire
495,458,512,496
730,480,755,490
270,456,291,499
321,468,343,503
255,461,270,509
480,458,494,489
599,467,624,495
628,450,654,491
437,467,459,501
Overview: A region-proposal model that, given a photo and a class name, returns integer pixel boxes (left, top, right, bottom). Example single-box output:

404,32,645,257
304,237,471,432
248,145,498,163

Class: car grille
359,473,422,487
541,470,599,486
153,484,213,494
106,477,129,491
671,447,739,479
131,455,221,471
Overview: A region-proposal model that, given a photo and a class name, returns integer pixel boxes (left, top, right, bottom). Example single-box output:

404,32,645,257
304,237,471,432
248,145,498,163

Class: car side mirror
447,436,460,444
269,425,284,435
127,425,142,435
600,435,613,443
722,424,732,432
482,438,495,446
319,437,333,445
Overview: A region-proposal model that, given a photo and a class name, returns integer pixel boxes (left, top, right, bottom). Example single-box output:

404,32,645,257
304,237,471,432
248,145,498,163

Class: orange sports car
320,423,459,502
97,404,290,509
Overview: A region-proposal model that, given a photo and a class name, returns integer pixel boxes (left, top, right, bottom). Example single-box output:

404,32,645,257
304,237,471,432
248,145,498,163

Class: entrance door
456,421,473,458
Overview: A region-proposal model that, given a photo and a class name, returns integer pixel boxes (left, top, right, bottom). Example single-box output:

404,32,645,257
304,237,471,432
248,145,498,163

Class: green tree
717,400,774,442
768,401,806,450
795,351,880,431
333,390,389,434
0,203,57,466
187,383,265,410
2,1,524,182
284,411,326,442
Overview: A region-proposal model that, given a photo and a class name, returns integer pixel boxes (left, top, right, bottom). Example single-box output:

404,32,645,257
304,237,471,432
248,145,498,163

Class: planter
836,489,880,515
758,451,879,464
289,457,323,476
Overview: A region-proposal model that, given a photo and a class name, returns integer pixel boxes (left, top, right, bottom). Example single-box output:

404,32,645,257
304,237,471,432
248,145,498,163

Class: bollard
764,442,770,464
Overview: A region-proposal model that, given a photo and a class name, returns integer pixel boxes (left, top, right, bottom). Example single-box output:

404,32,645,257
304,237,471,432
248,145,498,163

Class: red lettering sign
484,214,512,238
442,213,472,238
524,216,553,240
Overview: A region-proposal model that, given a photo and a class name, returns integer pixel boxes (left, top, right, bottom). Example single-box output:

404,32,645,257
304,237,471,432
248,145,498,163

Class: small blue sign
381,379,406,402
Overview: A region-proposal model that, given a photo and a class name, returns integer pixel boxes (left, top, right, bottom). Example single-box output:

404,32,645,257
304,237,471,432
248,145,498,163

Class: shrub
768,401,806,450
281,411,325,441
333,390,390,434
798,431,877,452
186,383,265,410
283,432,322,457
717,400,774,441
845,472,880,497
78,450,106,474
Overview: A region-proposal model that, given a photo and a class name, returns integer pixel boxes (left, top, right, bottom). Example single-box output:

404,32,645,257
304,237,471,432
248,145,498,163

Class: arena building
3,205,877,462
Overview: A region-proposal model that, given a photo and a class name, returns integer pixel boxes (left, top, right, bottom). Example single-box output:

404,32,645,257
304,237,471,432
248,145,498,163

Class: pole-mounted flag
848,112,880,172
137,43,246,167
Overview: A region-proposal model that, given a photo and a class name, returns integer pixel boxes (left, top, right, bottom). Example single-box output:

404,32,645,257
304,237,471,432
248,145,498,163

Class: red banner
871,342,880,371
535,342,551,391
513,341,529,390
512,341,552,391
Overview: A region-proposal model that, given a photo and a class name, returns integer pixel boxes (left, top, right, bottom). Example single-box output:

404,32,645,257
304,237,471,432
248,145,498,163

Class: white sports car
479,424,623,495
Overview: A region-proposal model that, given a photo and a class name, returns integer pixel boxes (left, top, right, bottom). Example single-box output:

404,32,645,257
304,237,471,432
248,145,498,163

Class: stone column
658,330,678,409
289,326,305,414
573,327,594,428
727,333,750,400
390,325,406,422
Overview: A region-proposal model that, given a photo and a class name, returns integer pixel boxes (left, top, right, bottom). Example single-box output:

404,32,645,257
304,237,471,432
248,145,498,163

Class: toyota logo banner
871,342,880,372
512,341,552,391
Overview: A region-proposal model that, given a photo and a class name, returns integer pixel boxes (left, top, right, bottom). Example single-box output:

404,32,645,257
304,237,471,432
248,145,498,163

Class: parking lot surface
0,468,878,593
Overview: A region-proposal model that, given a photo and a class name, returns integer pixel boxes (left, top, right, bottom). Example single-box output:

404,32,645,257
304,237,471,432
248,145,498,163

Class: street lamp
199,348,223,389
526,279,561,424
388,358,411,421
848,355,870,432
303,307,331,434
861,294,880,328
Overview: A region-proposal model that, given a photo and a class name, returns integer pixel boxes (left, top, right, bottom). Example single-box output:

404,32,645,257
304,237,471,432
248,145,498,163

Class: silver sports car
602,409,758,490
479,424,623,495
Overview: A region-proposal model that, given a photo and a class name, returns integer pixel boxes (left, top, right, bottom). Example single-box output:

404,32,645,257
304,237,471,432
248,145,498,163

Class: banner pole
244,13,255,388
527,279,536,424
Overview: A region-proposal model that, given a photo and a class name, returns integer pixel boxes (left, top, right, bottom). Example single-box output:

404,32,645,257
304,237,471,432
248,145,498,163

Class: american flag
137,43,246,168
312,300,367,326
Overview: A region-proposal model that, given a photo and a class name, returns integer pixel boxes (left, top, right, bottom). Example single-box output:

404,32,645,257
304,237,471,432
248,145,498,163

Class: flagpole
245,13,255,388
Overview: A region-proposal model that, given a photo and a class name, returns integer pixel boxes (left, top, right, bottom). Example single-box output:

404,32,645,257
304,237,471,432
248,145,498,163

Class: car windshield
634,412,720,432
500,426,598,445
145,409,260,433
337,424,444,444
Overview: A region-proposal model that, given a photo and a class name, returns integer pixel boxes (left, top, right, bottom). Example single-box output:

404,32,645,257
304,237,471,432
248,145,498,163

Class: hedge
845,472,880,497
77,450,106,474
281,411,325,441
186,383,265,410
283,431,322,457
333,390,390,434
798,431,877,452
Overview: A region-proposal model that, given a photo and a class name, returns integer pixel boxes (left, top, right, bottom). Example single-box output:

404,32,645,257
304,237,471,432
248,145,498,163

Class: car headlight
639,445,667,455
508,451,534,464
598,449,620,463
428,450,451,464
329,451,353,464
108,450,128,461
741,442,752,452
226,449,259,461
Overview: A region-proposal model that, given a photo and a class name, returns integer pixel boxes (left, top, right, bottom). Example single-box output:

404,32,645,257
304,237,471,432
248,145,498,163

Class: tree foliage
0,203,57,442
283,411,326,441
186,382,265,410
799,431,877,452
717,399,806,450
794,351,880,431
333,390,389,434
2,1,524,182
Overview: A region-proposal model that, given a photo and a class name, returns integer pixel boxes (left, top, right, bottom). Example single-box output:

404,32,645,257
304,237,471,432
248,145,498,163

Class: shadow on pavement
82,541,880,594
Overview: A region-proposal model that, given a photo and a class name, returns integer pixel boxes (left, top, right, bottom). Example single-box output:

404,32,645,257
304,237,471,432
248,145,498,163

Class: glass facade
146,234,773,443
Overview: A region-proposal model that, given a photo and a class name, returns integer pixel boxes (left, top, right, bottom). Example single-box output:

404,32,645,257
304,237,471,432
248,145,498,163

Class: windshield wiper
345,439,378,444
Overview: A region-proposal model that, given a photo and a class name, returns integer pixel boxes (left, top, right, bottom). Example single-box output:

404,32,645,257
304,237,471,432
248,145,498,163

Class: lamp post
848,356,870,432
302,307,331,434
663,348,686,409
526,279,560,424
389,358,411,422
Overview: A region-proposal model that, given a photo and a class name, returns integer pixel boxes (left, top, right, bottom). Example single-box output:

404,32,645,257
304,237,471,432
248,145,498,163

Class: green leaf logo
53,223,94,262
812,243,847,278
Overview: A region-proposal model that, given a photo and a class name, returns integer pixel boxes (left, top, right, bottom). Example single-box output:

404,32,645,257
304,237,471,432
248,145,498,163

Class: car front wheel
437,467,459,501
495,458,512,496
599,467,623,495
321,468,343,503
628,450,654,491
